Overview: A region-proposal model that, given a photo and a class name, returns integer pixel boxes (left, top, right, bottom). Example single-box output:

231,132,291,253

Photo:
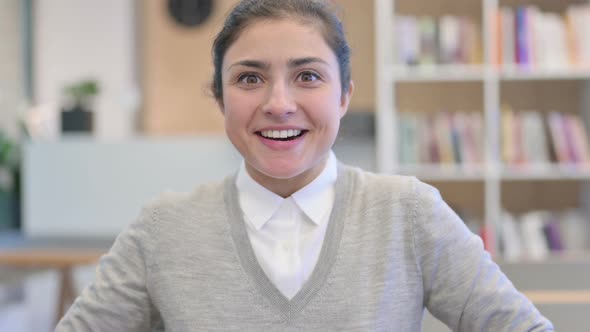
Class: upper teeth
260,129,302,139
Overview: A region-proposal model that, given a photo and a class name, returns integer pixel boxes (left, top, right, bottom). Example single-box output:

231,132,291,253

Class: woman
57,0,553,330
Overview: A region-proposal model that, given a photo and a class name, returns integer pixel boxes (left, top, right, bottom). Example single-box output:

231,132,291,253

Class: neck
246,157,328,198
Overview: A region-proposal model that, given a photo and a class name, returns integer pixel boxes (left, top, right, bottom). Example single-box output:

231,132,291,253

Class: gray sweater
56,165,553,331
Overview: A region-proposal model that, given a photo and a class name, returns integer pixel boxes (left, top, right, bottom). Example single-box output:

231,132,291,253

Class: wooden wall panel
396,0,482,19
397,82,484,113
336,0,374,113
141,0,237,134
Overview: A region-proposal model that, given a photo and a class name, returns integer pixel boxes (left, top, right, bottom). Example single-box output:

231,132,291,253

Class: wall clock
168,0,214,28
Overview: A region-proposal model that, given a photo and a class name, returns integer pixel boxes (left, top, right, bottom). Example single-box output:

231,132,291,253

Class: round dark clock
168,0,214,28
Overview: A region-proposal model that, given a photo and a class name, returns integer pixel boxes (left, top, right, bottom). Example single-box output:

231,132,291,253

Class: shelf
396,164,486,181
502,164,590,181
496,251,590,265
500,66,590,81
388,64,485,82
386,65,590,82
522,290,590,305
395,164,590,181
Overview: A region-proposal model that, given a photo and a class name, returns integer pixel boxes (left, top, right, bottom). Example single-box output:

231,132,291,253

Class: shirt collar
236,151,337,230
291,151,337,225
236,162,283,230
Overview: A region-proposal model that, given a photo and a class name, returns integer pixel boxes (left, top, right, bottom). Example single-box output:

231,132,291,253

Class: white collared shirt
236,152,337,299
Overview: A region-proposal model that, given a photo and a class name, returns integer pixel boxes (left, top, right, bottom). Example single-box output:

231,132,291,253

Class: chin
259,165,305,180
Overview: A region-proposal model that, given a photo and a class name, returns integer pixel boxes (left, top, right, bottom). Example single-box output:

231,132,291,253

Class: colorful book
542,216,564,252
567,114,590,164
501,7,516,67
419,16,438,65
561,114,581,163
547,112,570,163
515,6,530,67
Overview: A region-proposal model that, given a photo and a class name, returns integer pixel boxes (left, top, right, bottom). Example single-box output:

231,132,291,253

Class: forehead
223,18,337,68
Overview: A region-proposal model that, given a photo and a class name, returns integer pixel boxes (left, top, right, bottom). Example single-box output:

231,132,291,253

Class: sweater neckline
224,163,353,319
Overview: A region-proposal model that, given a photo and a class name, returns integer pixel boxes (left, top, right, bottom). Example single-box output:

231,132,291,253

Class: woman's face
220,18,353,195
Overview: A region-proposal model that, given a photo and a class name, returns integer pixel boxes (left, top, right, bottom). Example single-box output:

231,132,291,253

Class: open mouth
256,129,307,141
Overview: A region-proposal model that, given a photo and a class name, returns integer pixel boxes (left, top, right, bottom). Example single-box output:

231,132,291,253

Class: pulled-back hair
211,0,351,101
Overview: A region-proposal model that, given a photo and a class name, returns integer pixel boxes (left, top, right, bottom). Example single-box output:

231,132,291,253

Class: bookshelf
374,0,590,261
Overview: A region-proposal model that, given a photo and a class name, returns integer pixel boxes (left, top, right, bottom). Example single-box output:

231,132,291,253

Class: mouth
256,129,308,141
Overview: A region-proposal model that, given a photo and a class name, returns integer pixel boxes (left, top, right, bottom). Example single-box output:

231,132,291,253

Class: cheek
301,91,343,126
223,92,254,126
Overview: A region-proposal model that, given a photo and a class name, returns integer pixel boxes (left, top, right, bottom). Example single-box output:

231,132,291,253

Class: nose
261,82,296,118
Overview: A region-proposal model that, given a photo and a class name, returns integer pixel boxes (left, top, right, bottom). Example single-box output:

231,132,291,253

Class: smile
257,129,307,141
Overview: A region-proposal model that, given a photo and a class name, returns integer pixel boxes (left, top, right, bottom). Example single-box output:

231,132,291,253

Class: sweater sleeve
55,206,160,331
411,180,554,332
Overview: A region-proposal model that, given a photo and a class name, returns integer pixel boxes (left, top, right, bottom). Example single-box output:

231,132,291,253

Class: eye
297,71,320,83
238,73,263,85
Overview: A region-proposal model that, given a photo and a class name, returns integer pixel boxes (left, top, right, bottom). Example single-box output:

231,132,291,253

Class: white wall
0,0,24,138
34,0,137,140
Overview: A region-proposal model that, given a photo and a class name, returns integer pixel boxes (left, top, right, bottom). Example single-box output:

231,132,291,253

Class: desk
0,234,110,325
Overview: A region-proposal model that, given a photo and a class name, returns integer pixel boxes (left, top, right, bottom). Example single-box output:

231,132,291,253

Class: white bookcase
374,0,590,259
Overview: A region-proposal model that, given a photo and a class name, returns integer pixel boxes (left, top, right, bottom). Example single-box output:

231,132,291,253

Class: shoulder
146,179,225,209
341,164,437,203
136,178,228,229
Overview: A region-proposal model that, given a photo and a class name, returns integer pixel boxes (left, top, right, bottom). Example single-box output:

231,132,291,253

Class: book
418,16,437,65
494,10,503,67
425,114,440,163
500,208,589,261
436,112,454,164
547,112,570,163
542,215,564,252
561,114,581,163
502,106,515,164
544,13,569,68
515,6,531,68
567,114,590,164
501,7,516,67
470,112,484,164
398,113,419,165
512,111,526,164
499,211,524,262
558,209,590,251
449,112,463,164
398,111,486,166
498,4,590,69
479,224,495,255
521,111,550,165
520,211,550,261
460,17,481,64
396,16,420,66
438,15,460,64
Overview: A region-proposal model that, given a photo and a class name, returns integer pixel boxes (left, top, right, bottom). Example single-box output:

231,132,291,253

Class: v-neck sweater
56,164,553,331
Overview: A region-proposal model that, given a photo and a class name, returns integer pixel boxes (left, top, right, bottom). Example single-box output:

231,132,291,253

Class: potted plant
61,79,100,133
0,130,20,230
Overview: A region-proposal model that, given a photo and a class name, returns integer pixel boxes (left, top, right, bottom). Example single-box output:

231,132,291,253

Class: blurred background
0,0,589,331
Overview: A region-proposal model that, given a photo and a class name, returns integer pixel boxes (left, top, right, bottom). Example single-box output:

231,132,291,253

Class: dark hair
211,0,351,101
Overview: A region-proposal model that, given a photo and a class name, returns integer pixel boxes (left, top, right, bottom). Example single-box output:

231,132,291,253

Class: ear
339,80,354,118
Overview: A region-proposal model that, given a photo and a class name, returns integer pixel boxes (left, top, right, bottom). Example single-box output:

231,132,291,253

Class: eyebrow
228,60,270,71
227,57,329,71
288,57,329,68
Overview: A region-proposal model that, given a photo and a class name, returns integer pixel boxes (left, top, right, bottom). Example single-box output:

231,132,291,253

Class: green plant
63,79,100,108
0,130,19,193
